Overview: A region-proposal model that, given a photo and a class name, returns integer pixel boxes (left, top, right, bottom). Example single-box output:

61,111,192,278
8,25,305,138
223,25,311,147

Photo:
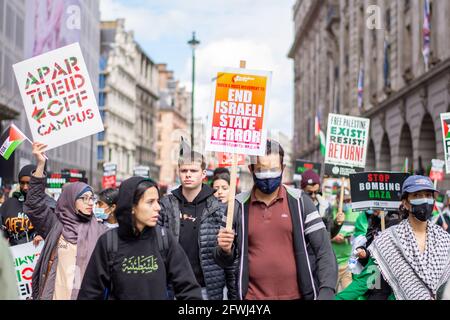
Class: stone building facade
290,0,450,188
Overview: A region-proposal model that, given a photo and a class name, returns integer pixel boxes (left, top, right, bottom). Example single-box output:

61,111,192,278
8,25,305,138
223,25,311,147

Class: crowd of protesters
1,139,450,300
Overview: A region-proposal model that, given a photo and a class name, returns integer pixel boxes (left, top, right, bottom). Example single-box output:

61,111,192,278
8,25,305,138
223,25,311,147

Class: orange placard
206,68,271,156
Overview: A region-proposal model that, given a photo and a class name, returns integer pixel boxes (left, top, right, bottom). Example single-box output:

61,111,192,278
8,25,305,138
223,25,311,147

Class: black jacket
159,184,236,300
213,185,338,300
78,177,202,300
0,191,55,245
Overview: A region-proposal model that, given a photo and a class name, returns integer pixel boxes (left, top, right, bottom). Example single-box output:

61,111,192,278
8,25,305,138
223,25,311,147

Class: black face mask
409,199,434,222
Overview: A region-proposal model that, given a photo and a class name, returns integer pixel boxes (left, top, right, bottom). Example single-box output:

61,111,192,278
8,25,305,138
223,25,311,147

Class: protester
159,148,235,300
24,142,108,300
301,170,344,238
212,168,231,204
331,187,359,292
94,188,119,229
0,237,19,299
0,164,53,246
354,209,401,265
214,139,337,300
336,175,450,300
436,191,450,233
78,177,202,300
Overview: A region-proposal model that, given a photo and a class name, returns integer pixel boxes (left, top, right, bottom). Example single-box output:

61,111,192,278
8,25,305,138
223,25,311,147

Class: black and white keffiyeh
368,219,450,300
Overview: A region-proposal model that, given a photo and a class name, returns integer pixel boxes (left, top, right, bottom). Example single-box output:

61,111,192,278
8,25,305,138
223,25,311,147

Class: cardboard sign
102,175,117,189
9,241,44,300
217,152,246,167
324,114,370,177
133,166,150,178
295,159,321,175
102,162,117,189
430,159,445,181
324,163,364,177
441,113,450,174
205,68,271,156
349,172,410,211
13,43,104,150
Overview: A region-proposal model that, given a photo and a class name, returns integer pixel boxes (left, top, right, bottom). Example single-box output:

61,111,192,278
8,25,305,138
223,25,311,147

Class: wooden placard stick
225,60,246,231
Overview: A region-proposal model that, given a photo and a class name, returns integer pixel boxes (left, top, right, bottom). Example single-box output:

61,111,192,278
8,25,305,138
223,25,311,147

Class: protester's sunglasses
306,191,322,197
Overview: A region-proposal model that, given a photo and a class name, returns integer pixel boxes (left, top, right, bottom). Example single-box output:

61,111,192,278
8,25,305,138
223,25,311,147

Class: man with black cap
0,164,54,246
301,169,344,238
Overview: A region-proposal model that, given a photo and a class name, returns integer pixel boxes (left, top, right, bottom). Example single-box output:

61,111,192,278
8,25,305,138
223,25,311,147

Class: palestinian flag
315,112,326,157
0,124,28,160
443,118,450,139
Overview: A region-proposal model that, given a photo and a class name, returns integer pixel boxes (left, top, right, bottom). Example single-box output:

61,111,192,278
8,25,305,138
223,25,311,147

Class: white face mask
254,171,282,179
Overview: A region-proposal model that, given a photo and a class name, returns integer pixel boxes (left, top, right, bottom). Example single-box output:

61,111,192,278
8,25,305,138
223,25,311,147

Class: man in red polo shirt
214,139,338,300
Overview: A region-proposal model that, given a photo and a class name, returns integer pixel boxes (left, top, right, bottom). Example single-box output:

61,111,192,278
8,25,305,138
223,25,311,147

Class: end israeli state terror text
212,89,263,144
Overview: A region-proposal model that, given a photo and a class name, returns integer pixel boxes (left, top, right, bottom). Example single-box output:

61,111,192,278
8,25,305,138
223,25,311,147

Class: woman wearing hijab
78,176,202,300
336,175,450,300
24,142,108,300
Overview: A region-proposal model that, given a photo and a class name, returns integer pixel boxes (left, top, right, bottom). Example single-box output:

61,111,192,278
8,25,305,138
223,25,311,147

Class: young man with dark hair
215,139,338,300
159,150,235,300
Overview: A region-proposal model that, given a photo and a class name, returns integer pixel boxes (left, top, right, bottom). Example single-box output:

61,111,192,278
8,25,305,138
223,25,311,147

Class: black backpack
104,226,170,299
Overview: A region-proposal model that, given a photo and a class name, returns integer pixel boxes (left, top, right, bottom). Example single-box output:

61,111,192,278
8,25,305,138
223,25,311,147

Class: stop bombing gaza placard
205,67,271,156
13,43,104,151
349,172,410,211
324,113,370,176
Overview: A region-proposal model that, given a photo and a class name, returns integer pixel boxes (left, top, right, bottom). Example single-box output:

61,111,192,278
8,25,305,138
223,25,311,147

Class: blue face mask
343,203,352,212
94,207,109,220
366,209,374,215
253,171,283,194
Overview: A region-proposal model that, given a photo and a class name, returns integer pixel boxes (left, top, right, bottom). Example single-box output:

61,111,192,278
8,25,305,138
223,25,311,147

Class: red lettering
21,267,34,281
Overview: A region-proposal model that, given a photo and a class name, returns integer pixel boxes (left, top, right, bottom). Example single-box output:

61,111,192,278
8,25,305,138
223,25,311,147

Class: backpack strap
105,229,118,300
155,226,169,266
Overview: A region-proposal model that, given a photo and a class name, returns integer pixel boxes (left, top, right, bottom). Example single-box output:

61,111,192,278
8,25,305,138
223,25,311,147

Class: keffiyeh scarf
368,219,450,300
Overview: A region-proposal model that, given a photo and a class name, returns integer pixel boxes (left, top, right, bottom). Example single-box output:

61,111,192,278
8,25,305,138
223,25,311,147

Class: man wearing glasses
301,170,344,239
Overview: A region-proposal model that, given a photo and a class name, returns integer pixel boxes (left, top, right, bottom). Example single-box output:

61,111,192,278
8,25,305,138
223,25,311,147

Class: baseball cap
301,170,320,189
401,175,437,195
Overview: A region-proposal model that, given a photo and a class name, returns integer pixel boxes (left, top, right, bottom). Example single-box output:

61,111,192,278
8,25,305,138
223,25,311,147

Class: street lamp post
188,32,200,149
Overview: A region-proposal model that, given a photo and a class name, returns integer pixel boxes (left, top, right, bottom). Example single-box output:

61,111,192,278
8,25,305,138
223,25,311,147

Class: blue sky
100,0,296,138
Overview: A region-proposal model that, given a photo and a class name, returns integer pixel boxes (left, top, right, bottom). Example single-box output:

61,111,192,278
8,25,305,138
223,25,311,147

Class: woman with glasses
23,142,108,300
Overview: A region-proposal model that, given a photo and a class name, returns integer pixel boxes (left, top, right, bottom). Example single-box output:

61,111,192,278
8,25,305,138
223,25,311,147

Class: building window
98,131,105,141
0,0,4,34
109,148,112,162
0,49,3,87
15,15,23,50
404,0,410,12
5,4,13,41
97,146,104,161
307,117,312,143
